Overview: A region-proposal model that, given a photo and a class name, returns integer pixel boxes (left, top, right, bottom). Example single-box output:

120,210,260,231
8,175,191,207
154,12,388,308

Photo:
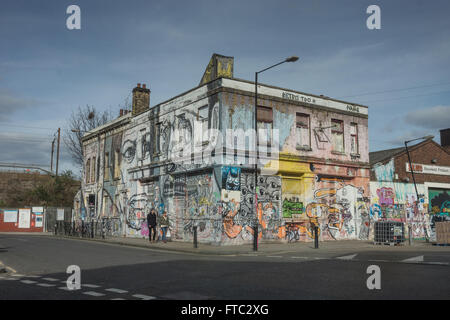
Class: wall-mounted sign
35,216,43,228
406,163,450,176
57,208,65,221
18,209,31,228
32,207,44,213
3,210,18,223
282,92,317,104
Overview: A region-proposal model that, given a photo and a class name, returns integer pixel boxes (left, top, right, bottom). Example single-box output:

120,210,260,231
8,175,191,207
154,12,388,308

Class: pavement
1,231,447,257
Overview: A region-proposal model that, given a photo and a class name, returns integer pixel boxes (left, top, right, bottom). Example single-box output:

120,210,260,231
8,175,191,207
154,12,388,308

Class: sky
1,0,450,176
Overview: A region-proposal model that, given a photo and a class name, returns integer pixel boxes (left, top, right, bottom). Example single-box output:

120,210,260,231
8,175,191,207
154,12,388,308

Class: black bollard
314,226,319,249
91,221,94,238
253,223,258,251
193,226,198,248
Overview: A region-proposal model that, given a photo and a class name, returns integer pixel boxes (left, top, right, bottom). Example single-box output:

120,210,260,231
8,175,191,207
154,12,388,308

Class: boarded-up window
350,123,358,154
257,106,273,145
91,157,96,183
296,113,310,148
331,119,344,153
85,159,91,183
113,150,121,179
155,123,161,153
197,105,209,143
104,152,110,181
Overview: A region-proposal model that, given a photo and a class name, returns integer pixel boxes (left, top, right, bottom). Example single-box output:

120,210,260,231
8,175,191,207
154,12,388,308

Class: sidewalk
51,234,447,256
2,232,446,256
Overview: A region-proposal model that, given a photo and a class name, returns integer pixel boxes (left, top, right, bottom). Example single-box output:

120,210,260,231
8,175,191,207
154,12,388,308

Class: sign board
18,209,31,228
32,207,44,213
3,210,18,223
35,216,43,228
406,163,450,176
57,208,65,221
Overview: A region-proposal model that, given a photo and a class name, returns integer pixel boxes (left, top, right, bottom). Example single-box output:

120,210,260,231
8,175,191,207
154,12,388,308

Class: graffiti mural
222,166,241,191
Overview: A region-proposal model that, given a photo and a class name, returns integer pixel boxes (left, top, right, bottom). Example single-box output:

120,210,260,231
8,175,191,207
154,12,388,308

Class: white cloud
405,105,450,129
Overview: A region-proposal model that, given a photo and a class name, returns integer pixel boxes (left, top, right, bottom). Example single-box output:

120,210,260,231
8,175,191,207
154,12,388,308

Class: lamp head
285,56,299,62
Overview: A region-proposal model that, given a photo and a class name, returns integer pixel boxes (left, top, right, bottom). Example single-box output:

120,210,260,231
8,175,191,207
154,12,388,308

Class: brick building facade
370,132,450,240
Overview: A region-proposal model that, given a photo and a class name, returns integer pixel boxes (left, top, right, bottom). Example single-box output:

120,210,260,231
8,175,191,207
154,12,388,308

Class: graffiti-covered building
75,54,371,245
369,130,450,241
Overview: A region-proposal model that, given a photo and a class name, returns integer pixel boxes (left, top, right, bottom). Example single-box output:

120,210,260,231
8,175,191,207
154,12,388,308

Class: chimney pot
137,83,141,88
143,84,146,89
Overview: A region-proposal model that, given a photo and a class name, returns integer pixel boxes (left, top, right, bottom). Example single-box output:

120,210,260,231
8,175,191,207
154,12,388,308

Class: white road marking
25,275,41,278
111,298,126,300
36,283,56,287
42,277,59,282
105,288,128,294
132,294,156,300
58,286,72,291
402,255,424,263
21,280,37,284
290,256,308,259
267,256,282,258
83,284,101,288
83,291,105,297
423,262,449,266
336,254,358,260
11,274,25,277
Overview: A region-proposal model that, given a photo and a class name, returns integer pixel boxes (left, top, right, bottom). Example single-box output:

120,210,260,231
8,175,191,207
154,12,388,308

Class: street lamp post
404,135,434,244
253,56,299,251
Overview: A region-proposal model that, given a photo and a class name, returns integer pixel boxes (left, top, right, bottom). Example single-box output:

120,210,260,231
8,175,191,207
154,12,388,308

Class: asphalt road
0,234,449,300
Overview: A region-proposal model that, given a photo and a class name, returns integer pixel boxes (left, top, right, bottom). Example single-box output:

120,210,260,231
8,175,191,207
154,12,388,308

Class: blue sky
1,0,450,175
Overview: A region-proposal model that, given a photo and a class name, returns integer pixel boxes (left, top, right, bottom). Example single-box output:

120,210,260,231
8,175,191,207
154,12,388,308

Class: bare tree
64,105,112,169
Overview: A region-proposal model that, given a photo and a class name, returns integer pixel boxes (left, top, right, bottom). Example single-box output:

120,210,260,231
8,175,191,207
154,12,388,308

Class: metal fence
54,217,122,239
46,207,72,233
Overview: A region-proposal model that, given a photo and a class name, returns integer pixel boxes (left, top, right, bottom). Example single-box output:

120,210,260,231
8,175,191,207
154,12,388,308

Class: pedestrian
147,208,157,242
159,211,170,243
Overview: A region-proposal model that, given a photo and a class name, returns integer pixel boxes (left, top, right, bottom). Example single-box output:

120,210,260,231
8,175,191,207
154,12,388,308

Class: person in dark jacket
146,208,157,242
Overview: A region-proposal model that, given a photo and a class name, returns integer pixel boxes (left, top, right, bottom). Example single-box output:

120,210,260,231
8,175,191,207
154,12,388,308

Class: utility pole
50,138,55,172
56,128,61,177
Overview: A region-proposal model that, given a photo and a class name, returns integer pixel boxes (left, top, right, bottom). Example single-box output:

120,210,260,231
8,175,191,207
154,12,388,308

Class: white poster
32,207,44,213
3,210,18,223
57,208,65,221
18,209,31,228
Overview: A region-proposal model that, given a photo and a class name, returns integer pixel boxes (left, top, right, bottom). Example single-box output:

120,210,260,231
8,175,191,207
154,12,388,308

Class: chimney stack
132,83,150,116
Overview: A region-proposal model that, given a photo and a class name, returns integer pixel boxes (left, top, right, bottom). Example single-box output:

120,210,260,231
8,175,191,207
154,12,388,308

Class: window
113,150,121,179
331,119,344,153
257,106,273,145
91,157,96,183
154,123,161,154
197,105,209,143
350,123,359,154
85,159,91,183
296,113,310,149
104,152,110,181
